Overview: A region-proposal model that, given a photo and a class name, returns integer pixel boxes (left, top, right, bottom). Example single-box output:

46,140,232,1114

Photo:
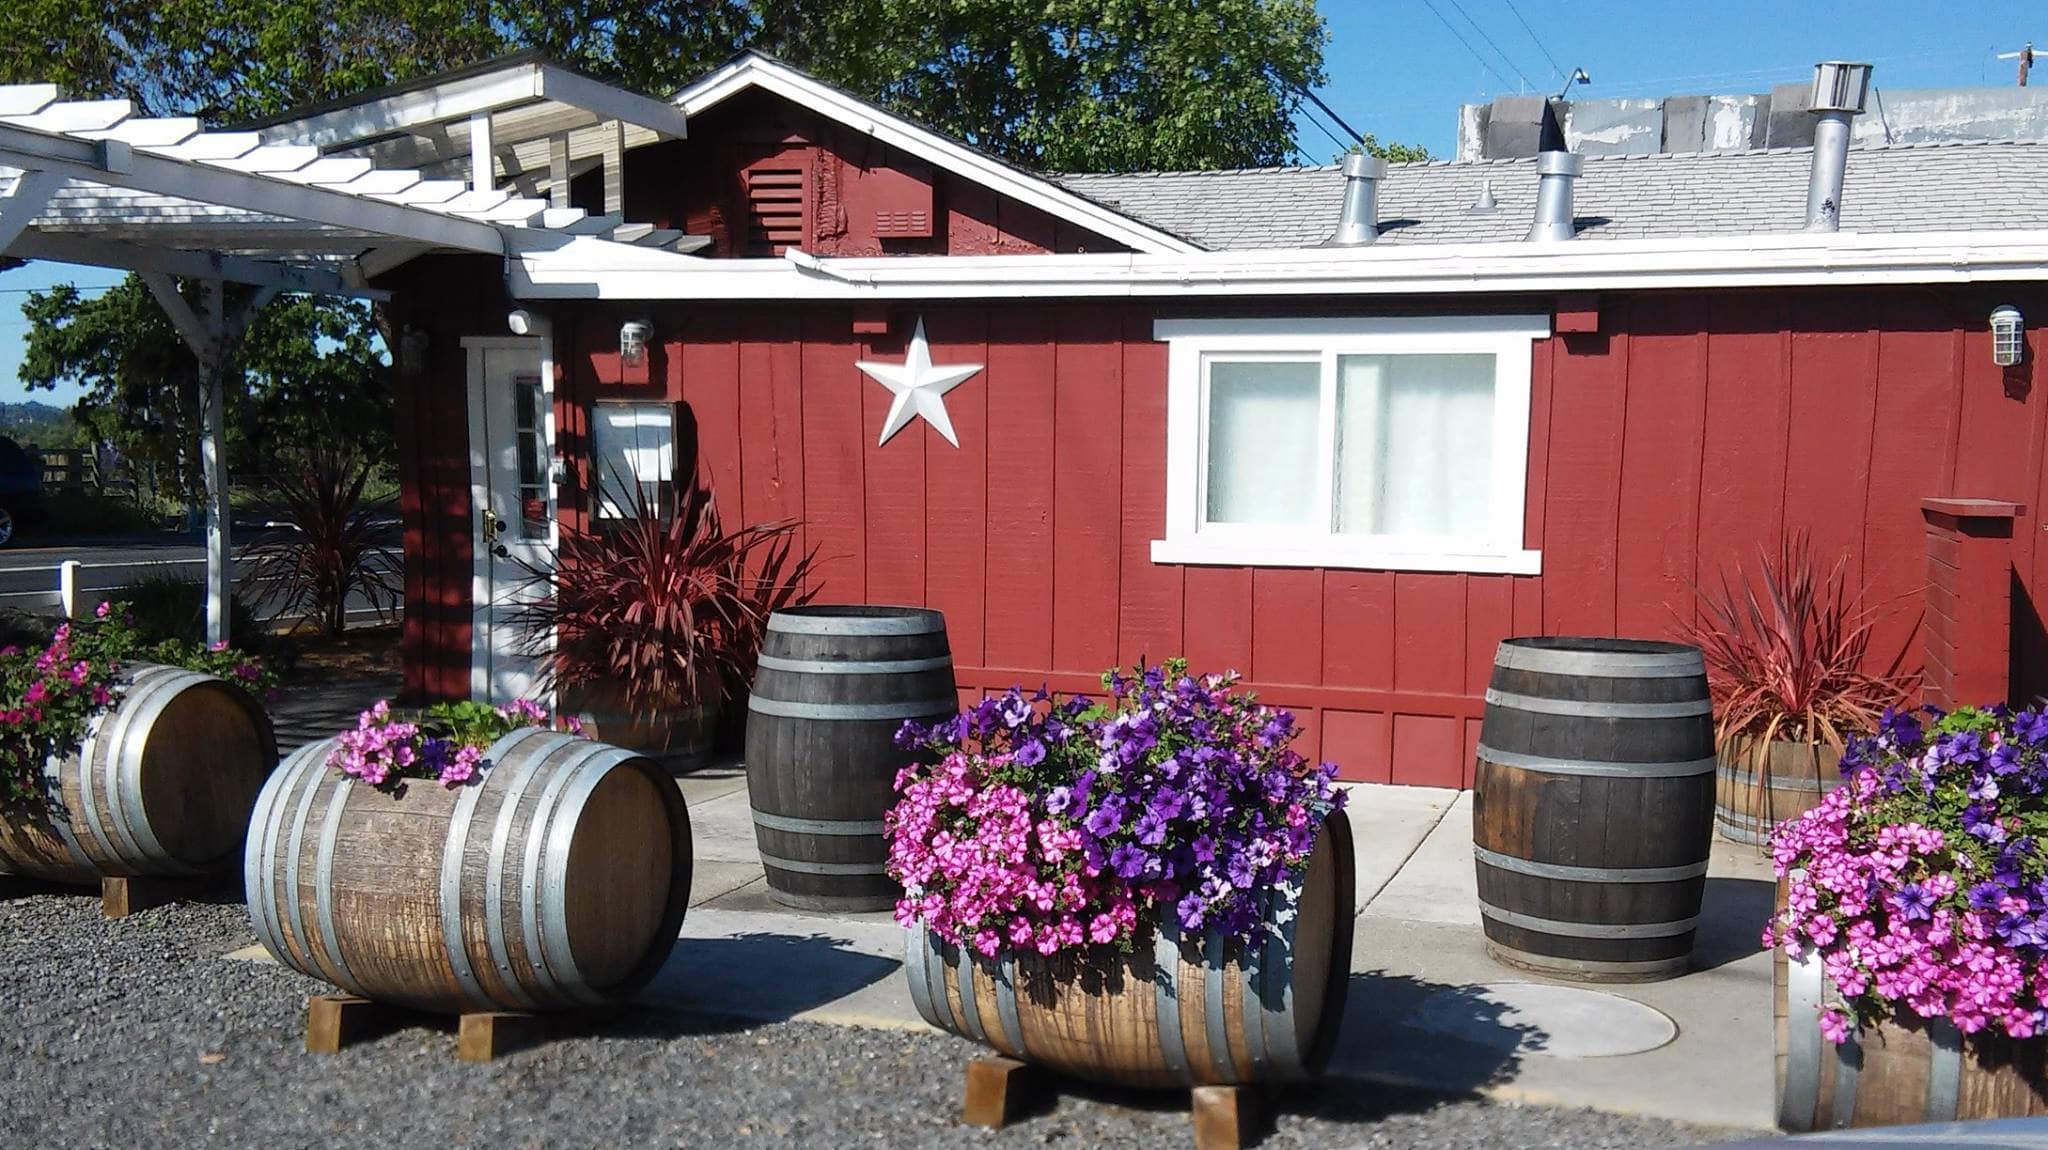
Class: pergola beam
0,169,60,249
7,230,382,297
0,120,506,254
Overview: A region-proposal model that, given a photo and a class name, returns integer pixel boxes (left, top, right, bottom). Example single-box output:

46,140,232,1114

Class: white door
465,337,555,704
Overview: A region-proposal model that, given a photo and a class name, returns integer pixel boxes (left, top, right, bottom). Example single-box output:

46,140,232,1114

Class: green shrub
108,571,263,652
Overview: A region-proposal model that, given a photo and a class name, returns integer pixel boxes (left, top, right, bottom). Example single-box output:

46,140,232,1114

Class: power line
1443,0,1541,91
1499,0,1567,81
1298,105,1355,157
1416,0,1518,91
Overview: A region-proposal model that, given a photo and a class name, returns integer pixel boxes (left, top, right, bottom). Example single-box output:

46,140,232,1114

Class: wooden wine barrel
1776,949,2048,1129
0,663,275,884
245,726,691,1015
1716,736,1844,845
1473,636,1716,983
907,817,1355,1089
745,605,957,912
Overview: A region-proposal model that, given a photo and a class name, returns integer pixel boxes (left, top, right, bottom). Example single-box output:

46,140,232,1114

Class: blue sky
0,2,2037,405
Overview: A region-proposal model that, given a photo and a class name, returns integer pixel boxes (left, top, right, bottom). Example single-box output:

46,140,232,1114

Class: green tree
17,278,392,495
1347,136,1431,164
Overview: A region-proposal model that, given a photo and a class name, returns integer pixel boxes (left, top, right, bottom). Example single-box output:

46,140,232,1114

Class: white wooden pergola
0,65,699,646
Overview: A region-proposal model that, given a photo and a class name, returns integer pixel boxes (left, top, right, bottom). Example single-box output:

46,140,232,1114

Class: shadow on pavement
1692,876,1775,972
639,929,901,1022
1328,970,1545,1096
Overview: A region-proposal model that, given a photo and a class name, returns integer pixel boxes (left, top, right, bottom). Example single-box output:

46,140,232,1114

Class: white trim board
670,53,1200,256
509,227,2048,301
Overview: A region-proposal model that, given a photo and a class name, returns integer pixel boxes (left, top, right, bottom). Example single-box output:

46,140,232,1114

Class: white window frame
1152,316,1548,575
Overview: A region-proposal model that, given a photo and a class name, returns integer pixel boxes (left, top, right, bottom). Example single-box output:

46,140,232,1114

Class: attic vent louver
741,161,809,255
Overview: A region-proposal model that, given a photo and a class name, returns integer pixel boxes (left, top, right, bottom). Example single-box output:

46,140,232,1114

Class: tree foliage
17,277,392,495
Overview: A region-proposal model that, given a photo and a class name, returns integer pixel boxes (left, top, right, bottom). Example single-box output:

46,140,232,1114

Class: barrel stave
746,605,957,911
910,820,1353,1089
248,728,690,1015
1475,637,1716,983
0,664,273,884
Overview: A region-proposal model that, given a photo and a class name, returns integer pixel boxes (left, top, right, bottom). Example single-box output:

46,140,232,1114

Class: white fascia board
257,61,686,150
672,56,1200,256
508,228,2048,301
0,120,504,255
9,230,383,297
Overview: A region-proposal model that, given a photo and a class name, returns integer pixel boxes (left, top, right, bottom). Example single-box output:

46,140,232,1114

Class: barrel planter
1716,736,1843,846
1473,636,1716,983
562,679,718,775
245,726,691,1015
906,817,1355,1089
745,605,957,912
1777,948,2048,1129
0,663,275,884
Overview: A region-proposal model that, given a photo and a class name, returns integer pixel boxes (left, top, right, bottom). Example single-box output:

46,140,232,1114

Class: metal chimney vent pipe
1328,152,1387,246
1804,61,1872,231
1526,150,1582,242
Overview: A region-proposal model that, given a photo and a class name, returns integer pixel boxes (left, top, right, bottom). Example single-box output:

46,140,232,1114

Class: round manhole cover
1405,981,1677,1058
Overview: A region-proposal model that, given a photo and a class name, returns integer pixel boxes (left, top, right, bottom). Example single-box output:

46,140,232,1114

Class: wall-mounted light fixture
619,320,652,369
507,309,535,336
1992,305,2025,368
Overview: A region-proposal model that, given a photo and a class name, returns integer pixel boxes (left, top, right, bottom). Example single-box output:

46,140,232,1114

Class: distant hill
0,400,76,447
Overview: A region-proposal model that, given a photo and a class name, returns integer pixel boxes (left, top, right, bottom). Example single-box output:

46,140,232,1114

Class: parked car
0,436,47,546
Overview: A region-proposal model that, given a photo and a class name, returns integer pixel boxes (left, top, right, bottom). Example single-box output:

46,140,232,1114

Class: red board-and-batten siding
526,286,2048,787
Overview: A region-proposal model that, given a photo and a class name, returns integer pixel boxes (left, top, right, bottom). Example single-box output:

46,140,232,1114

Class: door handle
481,508,504,543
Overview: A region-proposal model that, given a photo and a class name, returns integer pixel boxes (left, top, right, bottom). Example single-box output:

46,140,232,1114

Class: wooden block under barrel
457,1011,545,1063
1191,1084,1258,1150
306,995,401,1054
962,1056,1036,1128
101,875,215,918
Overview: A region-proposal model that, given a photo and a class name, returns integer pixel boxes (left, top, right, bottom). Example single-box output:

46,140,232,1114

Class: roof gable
670,52,1202,255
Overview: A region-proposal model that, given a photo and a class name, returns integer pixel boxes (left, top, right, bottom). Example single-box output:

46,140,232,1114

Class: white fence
0,556,394,628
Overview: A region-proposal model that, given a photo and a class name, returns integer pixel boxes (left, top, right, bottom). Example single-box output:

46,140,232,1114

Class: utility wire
1298,105,1356,157
1499,0,1568,81
1416,0,1518,91
1299,87,1367,147
1443,0,1541,91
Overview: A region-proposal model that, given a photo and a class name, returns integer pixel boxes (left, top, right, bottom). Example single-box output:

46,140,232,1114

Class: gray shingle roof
1054,141,2048,251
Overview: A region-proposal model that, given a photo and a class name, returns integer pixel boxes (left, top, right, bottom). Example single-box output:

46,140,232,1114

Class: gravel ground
0,888,1759,1149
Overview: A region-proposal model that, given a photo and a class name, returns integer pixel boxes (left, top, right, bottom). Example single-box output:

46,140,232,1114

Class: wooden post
962,1056,1035,1128
1190,1085,1257,1150
1920,498,2026,709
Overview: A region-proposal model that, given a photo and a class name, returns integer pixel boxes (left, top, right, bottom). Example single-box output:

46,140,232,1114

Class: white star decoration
855,318,983,448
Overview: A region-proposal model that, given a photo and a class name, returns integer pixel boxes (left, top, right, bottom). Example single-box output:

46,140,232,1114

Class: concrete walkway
649,772,1780,1131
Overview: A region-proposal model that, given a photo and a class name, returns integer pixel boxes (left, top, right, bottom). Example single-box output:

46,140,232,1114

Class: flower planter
0,663,275,884
905,817,1354,1090
1776,948,2048,1128
245,725,692,1015
562,680,718,775
1716,735,1842,846
747,605,957,912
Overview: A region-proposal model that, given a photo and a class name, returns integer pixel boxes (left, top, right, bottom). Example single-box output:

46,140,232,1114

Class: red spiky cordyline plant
513,470,816,719
1678,532,1918,753
238,451,401,638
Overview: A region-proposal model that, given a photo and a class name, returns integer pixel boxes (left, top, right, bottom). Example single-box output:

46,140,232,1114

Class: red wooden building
258,54,2048,786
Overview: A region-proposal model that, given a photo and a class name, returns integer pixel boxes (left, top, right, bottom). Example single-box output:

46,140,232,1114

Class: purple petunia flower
1108,844,1148,879
1133,810,1169,847
1889,882,1936,922
1084,796,1126,837
1013,739,1046,768
1969,881,2008,912
1176,892,1207,930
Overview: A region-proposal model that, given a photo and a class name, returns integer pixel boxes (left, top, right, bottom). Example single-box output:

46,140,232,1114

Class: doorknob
492,543,509,559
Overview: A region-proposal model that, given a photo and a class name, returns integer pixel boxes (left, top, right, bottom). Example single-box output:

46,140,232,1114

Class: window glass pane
591,402,674,518
1334,353,1495,537
1203,359,1321,525
513,377,547,538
